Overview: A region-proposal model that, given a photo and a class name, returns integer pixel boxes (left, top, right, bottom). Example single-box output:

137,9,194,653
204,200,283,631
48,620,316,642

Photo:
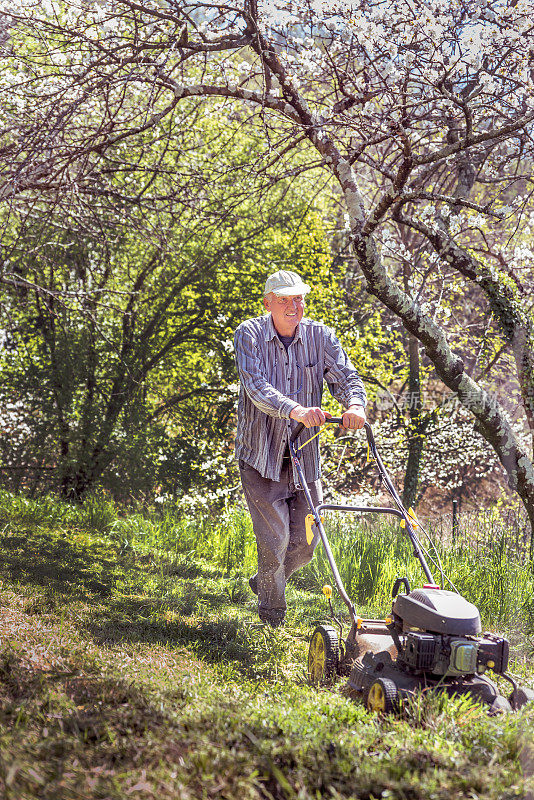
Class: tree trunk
333,180,534,544
402,339,425,510
351,230,534,542
59,448,115,502
401,254,425,509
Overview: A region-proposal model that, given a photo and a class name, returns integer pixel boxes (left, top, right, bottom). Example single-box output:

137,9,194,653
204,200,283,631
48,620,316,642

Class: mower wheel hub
308,625,339,685
366,677,398,713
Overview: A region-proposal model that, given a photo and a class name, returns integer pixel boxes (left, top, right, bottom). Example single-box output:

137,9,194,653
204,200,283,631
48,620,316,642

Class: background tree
0,98,343,499
1,1,534,529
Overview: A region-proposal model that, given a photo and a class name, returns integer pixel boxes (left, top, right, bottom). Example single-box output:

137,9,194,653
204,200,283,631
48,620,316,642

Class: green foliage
1,38,402,506
0,107,349,501
0,18,403,507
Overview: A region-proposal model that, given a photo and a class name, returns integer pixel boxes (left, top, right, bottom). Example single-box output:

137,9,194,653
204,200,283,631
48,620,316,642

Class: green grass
142,498,533,636
0,489,533,799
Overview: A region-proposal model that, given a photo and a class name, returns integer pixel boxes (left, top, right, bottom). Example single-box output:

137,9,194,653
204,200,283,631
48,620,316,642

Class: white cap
264,270,311,297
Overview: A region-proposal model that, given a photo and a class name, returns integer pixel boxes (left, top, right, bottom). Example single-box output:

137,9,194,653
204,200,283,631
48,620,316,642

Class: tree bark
402,333,425,509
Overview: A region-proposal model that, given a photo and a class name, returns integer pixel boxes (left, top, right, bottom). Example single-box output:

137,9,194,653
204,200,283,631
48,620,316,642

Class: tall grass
0,487,117,532
0,486,532,633
297,514,534,629
110,504,258,575
155,502,534,632
135,499,534,632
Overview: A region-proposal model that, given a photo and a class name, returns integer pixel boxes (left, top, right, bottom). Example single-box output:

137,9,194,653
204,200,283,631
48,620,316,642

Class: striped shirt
234,314,367,483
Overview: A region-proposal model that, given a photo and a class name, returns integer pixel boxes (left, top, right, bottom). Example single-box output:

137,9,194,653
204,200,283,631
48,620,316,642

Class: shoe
258,608,285,627
259,615,285,628
249,574,258,595
265,617,284,628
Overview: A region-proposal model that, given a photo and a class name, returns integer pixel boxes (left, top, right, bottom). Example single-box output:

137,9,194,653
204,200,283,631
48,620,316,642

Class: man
234,269,366,627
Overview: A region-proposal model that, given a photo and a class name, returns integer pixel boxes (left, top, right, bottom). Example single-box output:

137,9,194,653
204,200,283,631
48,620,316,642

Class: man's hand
342,404,366,430
290,405,332,428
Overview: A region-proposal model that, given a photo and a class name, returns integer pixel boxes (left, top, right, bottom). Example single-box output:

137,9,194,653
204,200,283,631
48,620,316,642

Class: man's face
263,292,305,334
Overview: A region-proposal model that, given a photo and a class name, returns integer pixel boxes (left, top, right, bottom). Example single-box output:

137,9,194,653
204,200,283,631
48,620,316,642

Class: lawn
0,490,533,799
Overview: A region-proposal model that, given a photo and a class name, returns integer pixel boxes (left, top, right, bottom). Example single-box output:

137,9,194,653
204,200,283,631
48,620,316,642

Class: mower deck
347,633,510,713
308,619,534,714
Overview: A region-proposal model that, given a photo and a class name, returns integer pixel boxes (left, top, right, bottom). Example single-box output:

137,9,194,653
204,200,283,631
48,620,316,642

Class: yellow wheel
366,678,398,713
308,625,339,686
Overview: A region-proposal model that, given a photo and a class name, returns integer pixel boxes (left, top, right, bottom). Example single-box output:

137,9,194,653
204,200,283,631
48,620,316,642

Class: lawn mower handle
288,419,435,585
289,416,343,443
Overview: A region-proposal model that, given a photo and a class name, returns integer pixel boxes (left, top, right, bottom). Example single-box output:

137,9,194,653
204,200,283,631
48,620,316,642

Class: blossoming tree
2,0,534,529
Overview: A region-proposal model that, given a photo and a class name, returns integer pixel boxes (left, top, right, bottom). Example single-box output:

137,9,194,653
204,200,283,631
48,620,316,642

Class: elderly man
234,269,367,627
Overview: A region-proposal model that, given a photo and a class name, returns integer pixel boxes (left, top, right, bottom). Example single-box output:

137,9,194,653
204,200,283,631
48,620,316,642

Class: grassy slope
0,494,533,799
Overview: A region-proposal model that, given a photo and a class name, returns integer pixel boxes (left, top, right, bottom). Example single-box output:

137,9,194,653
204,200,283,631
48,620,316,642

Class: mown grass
0,488,534,799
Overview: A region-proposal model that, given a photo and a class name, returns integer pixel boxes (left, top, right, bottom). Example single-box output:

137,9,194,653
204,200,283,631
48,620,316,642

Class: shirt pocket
303,362,322,403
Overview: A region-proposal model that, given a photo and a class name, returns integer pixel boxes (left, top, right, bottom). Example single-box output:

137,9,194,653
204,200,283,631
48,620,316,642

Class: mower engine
342,586,531,713
400,630,508,677
392,587,509,677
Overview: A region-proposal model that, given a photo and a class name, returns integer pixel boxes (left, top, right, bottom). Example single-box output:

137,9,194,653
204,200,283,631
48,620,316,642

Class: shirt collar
265,314,278,341
264,314,303,343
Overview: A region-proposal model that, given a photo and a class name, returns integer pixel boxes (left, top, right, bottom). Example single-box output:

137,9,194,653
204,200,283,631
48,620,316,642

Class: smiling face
263,292,305,336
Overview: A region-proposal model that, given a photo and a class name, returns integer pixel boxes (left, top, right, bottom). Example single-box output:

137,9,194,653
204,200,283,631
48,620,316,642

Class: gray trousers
239,458,323,623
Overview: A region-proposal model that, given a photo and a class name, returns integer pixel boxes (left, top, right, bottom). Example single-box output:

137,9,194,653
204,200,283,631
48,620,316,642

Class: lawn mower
289,419,534,714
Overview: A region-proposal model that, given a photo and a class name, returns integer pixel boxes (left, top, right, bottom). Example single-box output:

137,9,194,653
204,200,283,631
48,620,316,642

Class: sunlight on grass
1,489,533,799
